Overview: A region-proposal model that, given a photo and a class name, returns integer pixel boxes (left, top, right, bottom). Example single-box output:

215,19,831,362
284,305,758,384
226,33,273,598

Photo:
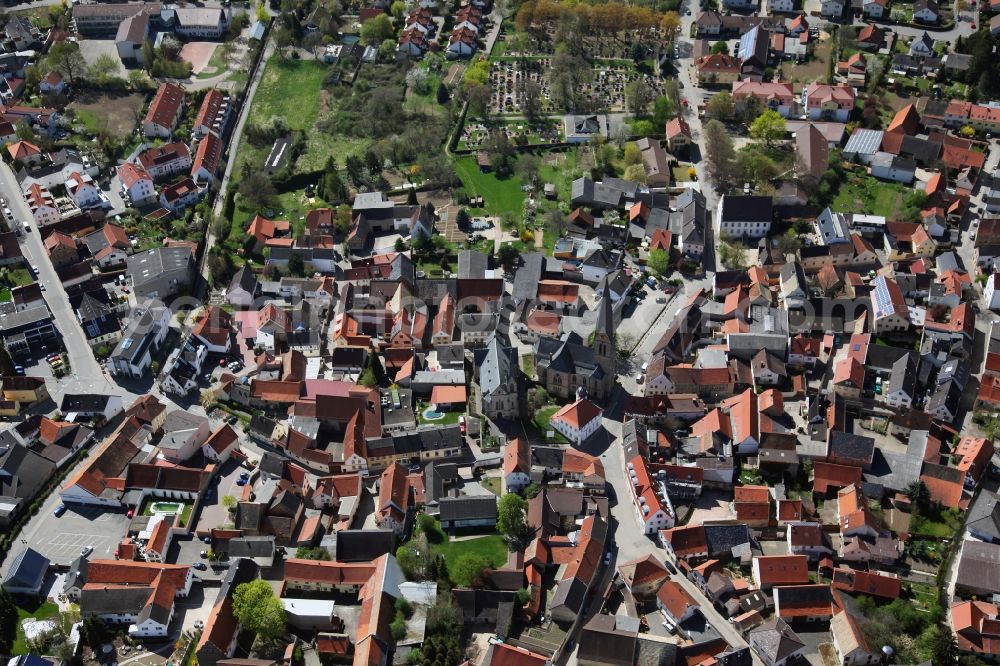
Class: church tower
591,279,617,391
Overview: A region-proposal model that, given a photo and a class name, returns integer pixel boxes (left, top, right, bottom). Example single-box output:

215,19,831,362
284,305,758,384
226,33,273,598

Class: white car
81,546,93,557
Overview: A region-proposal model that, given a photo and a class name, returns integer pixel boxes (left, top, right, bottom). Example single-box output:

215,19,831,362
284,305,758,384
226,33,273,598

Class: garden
831,170,925,221
140,497,193,527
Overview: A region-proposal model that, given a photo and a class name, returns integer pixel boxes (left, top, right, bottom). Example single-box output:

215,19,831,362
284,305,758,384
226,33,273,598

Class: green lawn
229,190,331,244
0,288,11,302
13,601,59,654
417,406,462,426
248,58,329,130
453,156,527,216
832,174,909,219
527,405,569,443
910,508,962,538
433,535,509,573
481,477,502,495
10,268,34,287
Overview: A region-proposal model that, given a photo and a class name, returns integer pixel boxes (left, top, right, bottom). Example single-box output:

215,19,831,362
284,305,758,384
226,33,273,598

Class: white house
158,411,211,463
821,0,844,16
550,398,603,445
65,171,107,209
862,0,886,17
60,394,124,422
502,437,531,493
985,273,1000,312
767,0,794,11
909,32,935,57
109,302,171,379
24,183,59,226
117,163,156,207
718,195,773,239
201,423,239,463
913,0,939,22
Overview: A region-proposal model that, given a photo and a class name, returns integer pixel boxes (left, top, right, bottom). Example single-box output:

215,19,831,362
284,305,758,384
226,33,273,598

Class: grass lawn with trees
831,173,920,220
13,601,59,654
453,155,527,215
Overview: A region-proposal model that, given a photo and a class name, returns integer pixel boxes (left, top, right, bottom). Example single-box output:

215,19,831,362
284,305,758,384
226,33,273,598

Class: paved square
21,504,130,567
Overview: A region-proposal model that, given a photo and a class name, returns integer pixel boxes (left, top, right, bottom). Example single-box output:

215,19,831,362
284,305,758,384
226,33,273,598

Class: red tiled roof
551,398,602,430
813,461,863,494
144,82,184,130
657,579,698,620
754,554,809,586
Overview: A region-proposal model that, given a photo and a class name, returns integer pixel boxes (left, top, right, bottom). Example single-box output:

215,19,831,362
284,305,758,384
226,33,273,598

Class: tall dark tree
0,587,17,652
436,81,450,105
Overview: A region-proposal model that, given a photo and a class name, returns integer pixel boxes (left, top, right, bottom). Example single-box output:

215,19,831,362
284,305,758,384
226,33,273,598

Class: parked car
53,504,66,517
193,562,207,571
81,546,93,557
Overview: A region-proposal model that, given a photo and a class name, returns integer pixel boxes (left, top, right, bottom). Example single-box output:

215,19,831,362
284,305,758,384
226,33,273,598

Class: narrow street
0,162,104,384
567,419,764,666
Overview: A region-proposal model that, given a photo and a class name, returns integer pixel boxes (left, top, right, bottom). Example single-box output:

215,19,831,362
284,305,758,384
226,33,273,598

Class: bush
390,618,407,641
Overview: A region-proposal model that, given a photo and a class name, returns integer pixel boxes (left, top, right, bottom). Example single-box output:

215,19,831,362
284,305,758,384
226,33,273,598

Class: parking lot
26,504,130,566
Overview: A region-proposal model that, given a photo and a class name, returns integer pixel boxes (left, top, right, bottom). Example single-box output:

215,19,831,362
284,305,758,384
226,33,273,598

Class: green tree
232,579,287,640
920,625,957,665
256,2,269,22
704,119,737,188
497,492,527,540
0,587,16,653
360,14,394,46
514,587,531,606
497,243,521,270
905,480,931,512
719,241,748,269
287,252,305,277
647,248,670,276
451,553,490,587
705,91,734,120
47,41,87,86
750,109,786,147
710,41,729,55
436,81,450,105
390,0,407,17
88,53,119,82
624,79,654,115
222,494,237,512
238,172,277,209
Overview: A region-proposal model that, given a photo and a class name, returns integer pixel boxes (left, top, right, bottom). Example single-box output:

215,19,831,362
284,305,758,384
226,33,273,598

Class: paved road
0,162,106,384
571,420,763,666
199,41,275,296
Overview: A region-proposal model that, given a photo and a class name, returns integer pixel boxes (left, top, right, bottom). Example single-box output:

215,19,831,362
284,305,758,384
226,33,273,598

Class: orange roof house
550,398,603,443
951,600,1000,656
657,579,699,623
752,554,809,589
831,568,901,599
247,214,290,247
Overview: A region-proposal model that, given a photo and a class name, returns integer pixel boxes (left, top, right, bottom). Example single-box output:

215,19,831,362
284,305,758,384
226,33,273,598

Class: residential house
143,82,185,138
749,618,806,666
718,195,773,239
550,398,603,445
803,83,855,122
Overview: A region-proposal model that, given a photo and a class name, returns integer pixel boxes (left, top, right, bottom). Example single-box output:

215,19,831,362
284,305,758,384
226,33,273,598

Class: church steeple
591,278,616,386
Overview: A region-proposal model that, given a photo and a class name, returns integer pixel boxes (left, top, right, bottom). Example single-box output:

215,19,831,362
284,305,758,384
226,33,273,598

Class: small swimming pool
150,502,183,514
422,407,445,421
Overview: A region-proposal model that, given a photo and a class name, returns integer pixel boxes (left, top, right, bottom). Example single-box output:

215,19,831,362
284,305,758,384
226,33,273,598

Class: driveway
193,457,250,536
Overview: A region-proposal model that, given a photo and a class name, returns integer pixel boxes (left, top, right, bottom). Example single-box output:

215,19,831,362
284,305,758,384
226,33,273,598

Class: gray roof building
126,246,194,299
